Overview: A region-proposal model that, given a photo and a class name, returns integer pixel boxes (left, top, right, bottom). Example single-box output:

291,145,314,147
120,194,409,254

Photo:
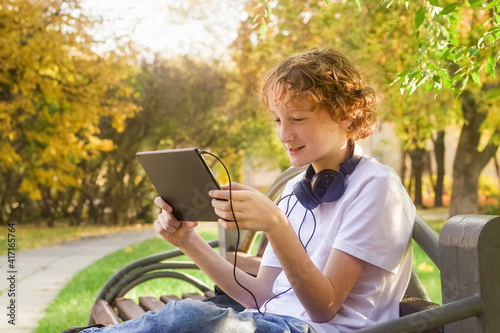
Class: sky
80,0,247,60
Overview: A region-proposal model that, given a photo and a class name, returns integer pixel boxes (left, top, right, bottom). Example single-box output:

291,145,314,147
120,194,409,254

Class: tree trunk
433,131,445,207
410,148,425,207
400,145,407,184
450,90,499,216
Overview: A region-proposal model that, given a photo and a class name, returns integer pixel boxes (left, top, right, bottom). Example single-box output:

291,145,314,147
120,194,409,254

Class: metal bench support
440,215,500,333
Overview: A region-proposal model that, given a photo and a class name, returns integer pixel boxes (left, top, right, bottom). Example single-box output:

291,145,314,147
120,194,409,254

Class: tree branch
478,129,500,169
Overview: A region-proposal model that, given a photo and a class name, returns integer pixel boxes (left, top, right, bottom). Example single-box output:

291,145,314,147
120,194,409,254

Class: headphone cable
199,150,264,314
200,150,317,315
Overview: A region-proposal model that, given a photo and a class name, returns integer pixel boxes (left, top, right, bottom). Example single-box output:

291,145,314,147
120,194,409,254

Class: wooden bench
88,167,500,332
91,293,214,326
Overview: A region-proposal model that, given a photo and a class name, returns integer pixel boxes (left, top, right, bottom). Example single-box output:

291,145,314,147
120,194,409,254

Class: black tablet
136,148,221,222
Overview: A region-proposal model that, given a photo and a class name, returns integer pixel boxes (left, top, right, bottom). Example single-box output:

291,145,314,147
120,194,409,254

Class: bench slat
92,300,121,326
160,294,182,304
139,296,166,313
182,292,206,301
115,298,146,321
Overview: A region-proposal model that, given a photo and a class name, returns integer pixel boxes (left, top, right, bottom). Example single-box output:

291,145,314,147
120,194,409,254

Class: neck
312,140,354,172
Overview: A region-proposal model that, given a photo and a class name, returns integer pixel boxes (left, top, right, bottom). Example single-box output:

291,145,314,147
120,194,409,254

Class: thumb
183,221,199,228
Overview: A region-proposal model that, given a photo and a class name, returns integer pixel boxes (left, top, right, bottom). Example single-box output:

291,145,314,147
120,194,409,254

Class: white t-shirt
259,156,415,333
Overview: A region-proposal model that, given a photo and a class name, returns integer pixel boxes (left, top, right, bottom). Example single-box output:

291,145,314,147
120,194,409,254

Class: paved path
0,228,163,333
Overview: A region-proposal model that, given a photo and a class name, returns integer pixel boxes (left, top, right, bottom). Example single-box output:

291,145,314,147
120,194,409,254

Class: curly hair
260,47,378,141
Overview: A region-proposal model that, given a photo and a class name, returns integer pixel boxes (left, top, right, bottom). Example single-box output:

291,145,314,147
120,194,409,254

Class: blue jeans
82,299,316,333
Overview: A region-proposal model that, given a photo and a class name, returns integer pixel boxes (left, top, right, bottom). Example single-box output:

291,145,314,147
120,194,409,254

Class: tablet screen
136,148,221,222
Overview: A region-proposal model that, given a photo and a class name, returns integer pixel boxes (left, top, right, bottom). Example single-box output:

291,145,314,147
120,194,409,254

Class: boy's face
268,89,350,172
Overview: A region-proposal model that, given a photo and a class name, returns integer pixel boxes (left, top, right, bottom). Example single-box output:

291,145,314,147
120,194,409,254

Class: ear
338,118,352,129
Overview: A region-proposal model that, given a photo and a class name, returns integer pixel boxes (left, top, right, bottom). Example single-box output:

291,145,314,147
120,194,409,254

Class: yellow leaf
18,179,42,200
417,262,434,273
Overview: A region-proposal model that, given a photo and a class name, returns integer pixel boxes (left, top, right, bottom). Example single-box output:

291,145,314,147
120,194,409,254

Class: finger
157,213,168,230
213,207,236,221
209,189,244,201
166,215,181,228
154,219,178,235
184,221,199,228
157,213,181,234
218,219,237,230
154,220,170,236
220,182,252,191
211,198,240,212
209,189,230,200
160,210,181,228
154,197,173,213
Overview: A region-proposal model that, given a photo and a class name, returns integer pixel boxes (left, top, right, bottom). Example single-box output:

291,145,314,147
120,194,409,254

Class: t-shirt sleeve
260,239,281,268
333,172,415,273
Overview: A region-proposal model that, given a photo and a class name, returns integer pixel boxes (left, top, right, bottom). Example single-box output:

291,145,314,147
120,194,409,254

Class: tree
232,0,452,202
0,0,139,224
243,0,500,215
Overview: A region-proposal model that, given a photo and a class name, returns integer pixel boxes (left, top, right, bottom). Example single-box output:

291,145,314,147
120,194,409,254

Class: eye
273,119,281,124
293,118,305,122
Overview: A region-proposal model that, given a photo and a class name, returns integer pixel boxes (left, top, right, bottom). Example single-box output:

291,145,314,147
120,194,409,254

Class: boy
77,47,414,333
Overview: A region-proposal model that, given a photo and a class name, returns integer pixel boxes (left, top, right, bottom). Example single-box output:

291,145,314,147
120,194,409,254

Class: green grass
36,218,444,332
411,217,445,304
35,228,218,333
412,241,441,304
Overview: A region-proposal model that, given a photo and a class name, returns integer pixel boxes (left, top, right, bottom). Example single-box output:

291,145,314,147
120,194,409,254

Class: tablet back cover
136,148,220,221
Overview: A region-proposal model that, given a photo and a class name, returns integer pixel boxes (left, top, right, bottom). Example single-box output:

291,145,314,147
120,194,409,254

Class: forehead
266,83,315,112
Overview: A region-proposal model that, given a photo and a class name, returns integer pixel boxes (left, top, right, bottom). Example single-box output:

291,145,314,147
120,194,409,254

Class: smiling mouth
288,146,304,152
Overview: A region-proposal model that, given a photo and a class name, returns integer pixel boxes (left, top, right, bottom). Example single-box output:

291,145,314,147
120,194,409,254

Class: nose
277,121,293,144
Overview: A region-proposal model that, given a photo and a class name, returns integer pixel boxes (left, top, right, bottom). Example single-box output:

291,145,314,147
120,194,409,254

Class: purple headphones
293,151,362,210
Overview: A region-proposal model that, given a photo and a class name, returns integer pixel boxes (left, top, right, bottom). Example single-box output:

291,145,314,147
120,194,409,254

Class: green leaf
438,2,459,15
444,78,454,89
433,74,441,83
486,63,495,76
399,68,411,78
471,72,481,85
486,0,499,9
469,47,478,56
354,0,361,11
267,2,273,17
407,83,418,96
469,0,483,7
461,76,469,91
385,22,397,39
488,56,496,66
440,25,450,41
429,0,439,6
259,19,267,35
415,6,425,29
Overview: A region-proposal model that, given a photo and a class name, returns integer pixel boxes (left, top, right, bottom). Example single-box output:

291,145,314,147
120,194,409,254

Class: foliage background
2,0,500,227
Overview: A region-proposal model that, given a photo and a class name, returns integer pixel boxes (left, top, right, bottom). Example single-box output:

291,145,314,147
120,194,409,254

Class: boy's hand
153,197,198,247
210,182,287,232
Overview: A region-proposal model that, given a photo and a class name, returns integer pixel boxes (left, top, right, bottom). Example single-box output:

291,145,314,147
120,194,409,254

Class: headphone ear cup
311,169,337,199
321,175,345,202
293,179,322,210
311,169,346,203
